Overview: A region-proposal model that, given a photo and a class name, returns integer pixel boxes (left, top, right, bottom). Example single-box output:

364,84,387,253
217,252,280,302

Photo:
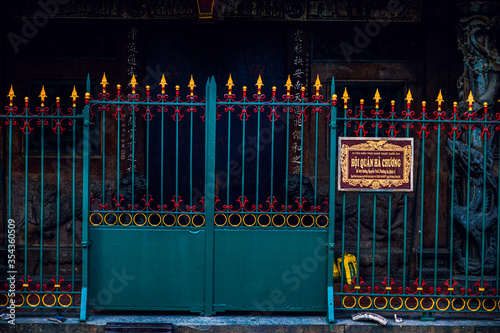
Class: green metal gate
1,73,499,322
85,74,335,317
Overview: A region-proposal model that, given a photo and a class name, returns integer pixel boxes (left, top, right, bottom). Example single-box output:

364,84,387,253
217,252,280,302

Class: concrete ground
1,313,500,332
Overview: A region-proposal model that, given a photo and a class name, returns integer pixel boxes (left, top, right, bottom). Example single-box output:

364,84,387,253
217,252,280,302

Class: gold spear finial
226,74,234,88
71,86,79,107
467,91,474,109
314,75,322,91
256,75,264,88
39,86,47,106
373,89,381,104
130,74,138,88
405,89,413,104
226,74,234,90
436,90,444,111
285,75,292,96
8,85,15,99
342,87,350,104
100,73,108,87
188,75,196,90
159,74,167,88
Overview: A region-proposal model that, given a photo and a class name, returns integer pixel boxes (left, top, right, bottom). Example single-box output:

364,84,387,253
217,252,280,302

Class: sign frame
338,137,414,192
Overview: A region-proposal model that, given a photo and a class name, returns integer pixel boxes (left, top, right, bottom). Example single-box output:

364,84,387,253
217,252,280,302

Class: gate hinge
329,121,337,129
81,240,92,248
326,243,335,250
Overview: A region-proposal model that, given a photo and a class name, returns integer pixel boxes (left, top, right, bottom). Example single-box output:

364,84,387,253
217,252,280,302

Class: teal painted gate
2,73,500,322
86,75,335,317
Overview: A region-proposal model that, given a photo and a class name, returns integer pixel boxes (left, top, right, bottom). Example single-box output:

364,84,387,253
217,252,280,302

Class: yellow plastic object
333,253,357,284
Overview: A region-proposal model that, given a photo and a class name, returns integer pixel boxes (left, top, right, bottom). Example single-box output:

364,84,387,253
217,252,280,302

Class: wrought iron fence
0,73,499,321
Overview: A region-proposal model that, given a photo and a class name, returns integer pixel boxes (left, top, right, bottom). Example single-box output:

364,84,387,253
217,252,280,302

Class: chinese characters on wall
288,28,310,175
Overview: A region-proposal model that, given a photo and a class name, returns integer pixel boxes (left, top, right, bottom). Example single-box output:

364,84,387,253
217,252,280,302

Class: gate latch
82,240,92,248
326,243,334,250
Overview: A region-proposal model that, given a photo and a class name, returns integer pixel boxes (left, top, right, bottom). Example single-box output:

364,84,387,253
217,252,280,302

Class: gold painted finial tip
405,89,413,103
71,86,79,99
285,75,292,89
188,75,196,89
256,75,264,89
160,74,167,88
101,73,108,86
8,85,15,98
226,74,234,88
314,75,322,90
373,89,381,103
39,85,47,100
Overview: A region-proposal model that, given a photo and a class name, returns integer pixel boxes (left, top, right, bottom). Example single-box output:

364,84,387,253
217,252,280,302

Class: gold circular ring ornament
258,214,271,227
90,213,103,226
148,213,162,226
214,213,227,226
104,213,117,226
389,297,403,310
177,214,191,227
287,214,300,227
229,214,242,227
451,298,466,311
58,294,72,307
192,214,205,227
301,214,315,227
374,296,388,309
27,294,41,307
133,213,147,226
163,214,176,227
436,297,450,311
342,295,356,308
272,214,286,227
42,294,56,307
119,213,133,226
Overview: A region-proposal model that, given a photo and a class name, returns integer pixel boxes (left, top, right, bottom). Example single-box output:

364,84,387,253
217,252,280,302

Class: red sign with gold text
338,137,414,191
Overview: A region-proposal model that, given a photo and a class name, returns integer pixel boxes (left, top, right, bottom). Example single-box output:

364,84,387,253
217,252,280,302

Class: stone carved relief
453,3,500,275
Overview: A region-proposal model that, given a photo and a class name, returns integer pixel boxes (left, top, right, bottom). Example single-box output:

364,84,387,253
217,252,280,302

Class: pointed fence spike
314,75,322,90
8,85,15,99
285,75,292,89
373,89,381,104
342,87,349,103
226,74,234,88
100,73,108,87
188,75,196,89
405,89,413,103
160,74,167,88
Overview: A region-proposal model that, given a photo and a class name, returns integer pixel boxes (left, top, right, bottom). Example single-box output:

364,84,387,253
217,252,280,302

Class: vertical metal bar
419,130,426,302
204,76,217,316
226,97,232,209
449,125,456,288
117,95,122,211
39,118,44,294
465,128,472,290
434,121,442,294
387,193,392,283
80,75,91,321
56,108,61,282
327,76,336,323
255,97,261,209
481,126,487,282
72,114,76,292
24,119,29,281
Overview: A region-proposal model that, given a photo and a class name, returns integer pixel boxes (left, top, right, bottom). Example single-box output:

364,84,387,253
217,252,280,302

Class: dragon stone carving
453,2,500,275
